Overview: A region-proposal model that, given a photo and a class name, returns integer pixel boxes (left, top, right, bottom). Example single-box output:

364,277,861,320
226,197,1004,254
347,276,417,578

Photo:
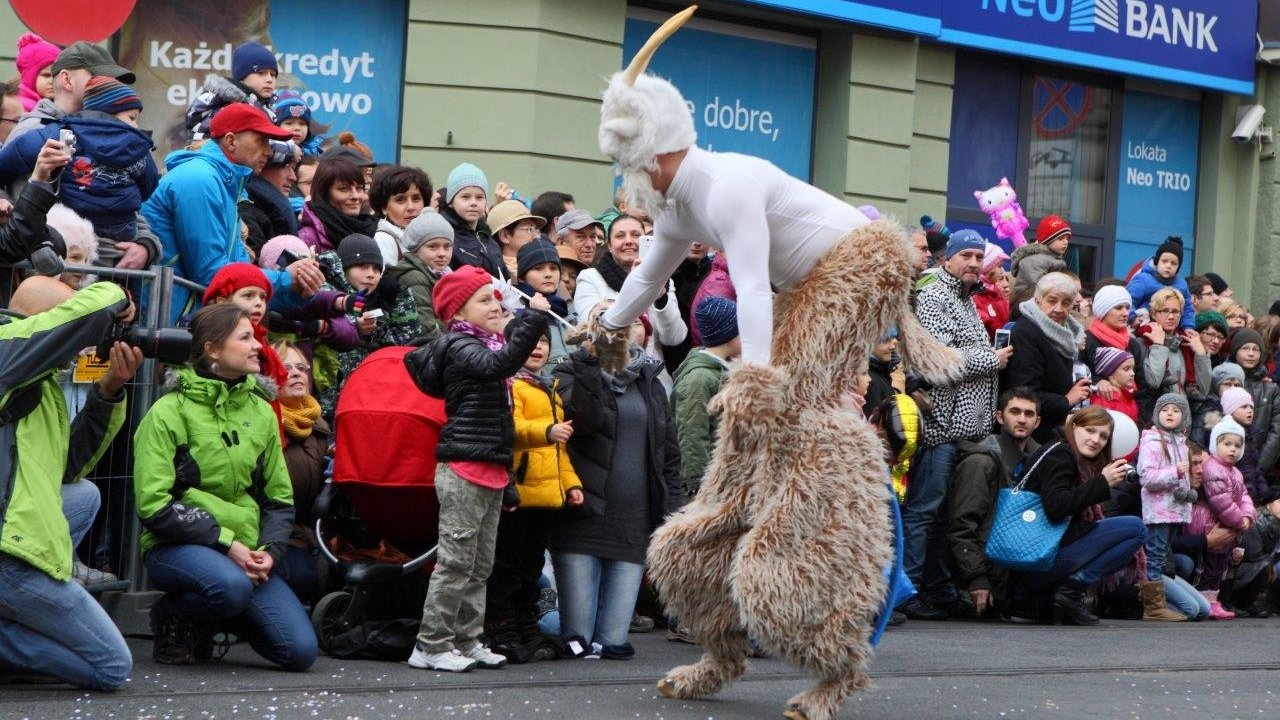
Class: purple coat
1201,454,1257,531
297,204,335,254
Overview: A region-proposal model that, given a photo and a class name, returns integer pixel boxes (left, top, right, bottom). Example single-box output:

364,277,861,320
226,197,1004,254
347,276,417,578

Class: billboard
117,0,406,162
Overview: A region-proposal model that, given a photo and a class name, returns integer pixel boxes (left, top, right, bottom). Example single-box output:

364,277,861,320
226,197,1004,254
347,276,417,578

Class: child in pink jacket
1195,417,1256,618
1136,393,1195,586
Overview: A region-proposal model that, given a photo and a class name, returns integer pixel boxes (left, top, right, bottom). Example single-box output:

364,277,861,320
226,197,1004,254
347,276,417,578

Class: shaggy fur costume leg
648,221,960,720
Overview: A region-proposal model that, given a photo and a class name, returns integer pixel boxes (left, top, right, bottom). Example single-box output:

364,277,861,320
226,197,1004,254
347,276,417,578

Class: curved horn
621,5,697,86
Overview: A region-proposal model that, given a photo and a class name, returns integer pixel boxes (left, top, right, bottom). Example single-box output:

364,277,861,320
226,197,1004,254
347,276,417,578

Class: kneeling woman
1018,405,1147,625
133,304,317,669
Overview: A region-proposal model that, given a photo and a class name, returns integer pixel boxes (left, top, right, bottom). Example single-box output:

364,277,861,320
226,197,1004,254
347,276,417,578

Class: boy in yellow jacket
485,330,583,662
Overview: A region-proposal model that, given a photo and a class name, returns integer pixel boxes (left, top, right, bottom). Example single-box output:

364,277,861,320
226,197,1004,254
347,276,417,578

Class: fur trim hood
164,365,278,401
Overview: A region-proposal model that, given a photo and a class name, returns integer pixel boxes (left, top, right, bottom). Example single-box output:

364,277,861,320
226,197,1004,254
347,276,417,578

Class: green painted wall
403,0,622,214
0,4,26,72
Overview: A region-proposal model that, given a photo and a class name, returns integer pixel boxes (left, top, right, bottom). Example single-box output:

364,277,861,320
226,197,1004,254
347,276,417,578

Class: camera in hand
276,248,302,270
97,324,192,366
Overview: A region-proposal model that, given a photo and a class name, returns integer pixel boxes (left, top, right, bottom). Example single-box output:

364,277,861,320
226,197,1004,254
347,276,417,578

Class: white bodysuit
601,146,871,364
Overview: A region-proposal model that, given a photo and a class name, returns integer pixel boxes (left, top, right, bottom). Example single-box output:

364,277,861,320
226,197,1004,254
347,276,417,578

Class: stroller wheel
312,590,355,654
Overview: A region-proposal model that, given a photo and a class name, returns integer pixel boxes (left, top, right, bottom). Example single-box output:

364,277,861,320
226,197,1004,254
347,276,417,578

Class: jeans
415,464,502,653
1026,516,1146,590
278,545,322,606
901,442,957,604
1163,574,1209,620
1144,523,1175,581
552,551,644,651
0,481,131,689
146,544,317,671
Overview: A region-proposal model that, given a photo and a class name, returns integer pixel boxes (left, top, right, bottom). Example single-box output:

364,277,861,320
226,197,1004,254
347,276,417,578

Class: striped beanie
82,76,142,114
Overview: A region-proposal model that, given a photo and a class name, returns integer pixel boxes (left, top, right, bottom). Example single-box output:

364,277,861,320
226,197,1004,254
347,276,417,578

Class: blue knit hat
696,296,739,348
945,229,985,259
446,163,488,204
232,42,277,81
517,237,561,279
274,90,311,125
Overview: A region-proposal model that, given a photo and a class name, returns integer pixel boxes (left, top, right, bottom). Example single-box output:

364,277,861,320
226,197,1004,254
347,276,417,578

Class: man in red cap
1010,214,1070,295
142,103,324,322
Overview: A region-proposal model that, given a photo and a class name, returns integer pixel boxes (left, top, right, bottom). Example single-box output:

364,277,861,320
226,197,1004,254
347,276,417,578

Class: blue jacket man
141,103,313,322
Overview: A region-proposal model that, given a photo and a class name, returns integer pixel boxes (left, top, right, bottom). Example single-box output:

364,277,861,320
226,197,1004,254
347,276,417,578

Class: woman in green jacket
133,303,316,670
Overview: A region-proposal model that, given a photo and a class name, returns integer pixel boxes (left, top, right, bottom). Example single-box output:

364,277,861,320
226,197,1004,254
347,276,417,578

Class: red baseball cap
210,103,294,141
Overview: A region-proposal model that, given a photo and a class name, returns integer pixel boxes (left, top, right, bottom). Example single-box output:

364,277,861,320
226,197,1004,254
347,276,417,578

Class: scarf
1089,320,1131,351
595,251,630,292
602,347,646,395
1017,299,1085,360
279,394,321,441
308,198,378,247
254,323,287,391
448,319,512,391
516,281,569,318
247,175,300,236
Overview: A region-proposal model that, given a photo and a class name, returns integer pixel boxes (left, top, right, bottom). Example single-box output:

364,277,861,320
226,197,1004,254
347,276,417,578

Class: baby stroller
311,346,442,657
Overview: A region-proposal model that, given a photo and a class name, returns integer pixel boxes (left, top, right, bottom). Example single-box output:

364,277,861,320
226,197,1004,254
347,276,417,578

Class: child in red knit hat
203,263,289,430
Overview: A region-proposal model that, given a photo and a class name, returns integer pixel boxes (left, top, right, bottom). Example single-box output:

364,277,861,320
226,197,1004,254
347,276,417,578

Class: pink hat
16,33,59,110
1221,387,1254,419
258,235,311,271
982,242,1010,275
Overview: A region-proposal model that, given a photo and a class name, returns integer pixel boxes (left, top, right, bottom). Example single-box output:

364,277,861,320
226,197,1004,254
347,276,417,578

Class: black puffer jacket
404,310,548,464
552,349,684,531
440,203,504,280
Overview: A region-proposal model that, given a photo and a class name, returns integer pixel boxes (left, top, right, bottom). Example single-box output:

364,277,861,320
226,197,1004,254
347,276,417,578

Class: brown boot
1138,580,1187,621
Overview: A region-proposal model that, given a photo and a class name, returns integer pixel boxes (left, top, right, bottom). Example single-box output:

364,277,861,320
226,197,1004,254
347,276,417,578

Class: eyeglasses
1200,330,1225,341
515,225,540,235
1197,291,1218,298
1153,308,1180,316
283,362,311,373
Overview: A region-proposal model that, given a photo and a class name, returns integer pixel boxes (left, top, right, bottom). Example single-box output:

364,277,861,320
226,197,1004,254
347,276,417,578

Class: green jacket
133,368,294,560
391,251,444,341
670,349,729,496
0,282,128,580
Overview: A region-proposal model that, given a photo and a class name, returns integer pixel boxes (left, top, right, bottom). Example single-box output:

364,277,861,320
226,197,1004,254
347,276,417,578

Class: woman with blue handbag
1012,406,1147,625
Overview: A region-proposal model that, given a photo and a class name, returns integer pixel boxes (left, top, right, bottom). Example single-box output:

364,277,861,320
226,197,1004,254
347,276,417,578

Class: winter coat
1082,330,1151,413
314,250,422,418
551,349,683,531
283,415,330,550
665,255,712,372
973,283,1010,342
948,433,1038,594
1020,442,1114,546
1235,507,1280,586
1126,260,1195,330
440,203,503,280
690,252,736,347
373,218,404,268
915,268,1001,447
1001,314,1080,441
404,310,549,465
1243,365,1280,473
670,349,729,496
0,283,128,580
391,252,444,340
1009,243,1066,296
141,141,293,322
185,75,275,139
1139,328,1210,408
1135,428,1192,524
0,113,158,236
1200,454,1256,531
1091,385,1139,425
866,354,898,416
240,174,299,254
511,374,583,509
133,368,294,561
296,203,333,255
0,179,64,264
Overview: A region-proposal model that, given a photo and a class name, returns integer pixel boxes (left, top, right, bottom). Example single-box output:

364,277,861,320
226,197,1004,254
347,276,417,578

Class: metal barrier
3,263,202,634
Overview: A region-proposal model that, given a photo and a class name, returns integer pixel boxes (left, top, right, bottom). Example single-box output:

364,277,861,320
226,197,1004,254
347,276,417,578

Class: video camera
97,324,192,366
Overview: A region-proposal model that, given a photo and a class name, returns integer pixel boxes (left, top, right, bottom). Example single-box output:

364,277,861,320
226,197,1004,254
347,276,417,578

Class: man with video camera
0,275,144,689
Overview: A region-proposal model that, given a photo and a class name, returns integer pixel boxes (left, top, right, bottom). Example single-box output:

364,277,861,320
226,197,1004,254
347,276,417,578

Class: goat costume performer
591,7,965,720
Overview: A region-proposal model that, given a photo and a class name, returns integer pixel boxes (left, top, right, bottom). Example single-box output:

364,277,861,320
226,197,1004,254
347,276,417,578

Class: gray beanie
336,233,384,270
1210,362,1246,394
403,211,455,252
1152,392,1191,432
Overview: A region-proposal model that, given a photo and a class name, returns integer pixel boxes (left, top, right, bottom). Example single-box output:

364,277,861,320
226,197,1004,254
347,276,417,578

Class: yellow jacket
512,375,582,508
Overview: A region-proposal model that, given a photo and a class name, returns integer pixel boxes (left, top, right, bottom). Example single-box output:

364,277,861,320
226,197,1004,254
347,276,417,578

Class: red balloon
10,0,137,46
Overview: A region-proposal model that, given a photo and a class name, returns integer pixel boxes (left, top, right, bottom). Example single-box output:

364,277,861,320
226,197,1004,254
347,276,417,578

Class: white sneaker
408,643,476,672
583,642,602,660
460,644,507,669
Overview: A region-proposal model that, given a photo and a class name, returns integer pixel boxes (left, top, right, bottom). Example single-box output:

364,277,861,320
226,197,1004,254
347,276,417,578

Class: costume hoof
657,678,678,698
782,704,809,720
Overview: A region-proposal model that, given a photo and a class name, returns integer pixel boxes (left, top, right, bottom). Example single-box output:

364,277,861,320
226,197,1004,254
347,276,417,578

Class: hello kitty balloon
974,178,1030,248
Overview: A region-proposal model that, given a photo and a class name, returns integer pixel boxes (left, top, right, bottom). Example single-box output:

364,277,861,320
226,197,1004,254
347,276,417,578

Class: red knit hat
203,262,273,305
1036,215,1071,245
433,265,494,323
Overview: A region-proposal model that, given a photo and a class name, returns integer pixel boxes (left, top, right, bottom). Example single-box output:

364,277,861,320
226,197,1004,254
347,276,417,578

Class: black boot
1053,585,1099,626
515,608,558,662
150,598,198,665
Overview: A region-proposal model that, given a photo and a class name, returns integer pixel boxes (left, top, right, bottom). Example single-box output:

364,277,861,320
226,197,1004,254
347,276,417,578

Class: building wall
0,4,26,73
1244,65,1280,312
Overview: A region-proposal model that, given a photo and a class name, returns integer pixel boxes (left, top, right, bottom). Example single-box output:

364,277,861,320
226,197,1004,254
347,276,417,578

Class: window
1025,76,1112,226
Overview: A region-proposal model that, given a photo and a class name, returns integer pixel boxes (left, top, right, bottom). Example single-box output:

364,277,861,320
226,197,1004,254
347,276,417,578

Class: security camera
1234,104,1267,143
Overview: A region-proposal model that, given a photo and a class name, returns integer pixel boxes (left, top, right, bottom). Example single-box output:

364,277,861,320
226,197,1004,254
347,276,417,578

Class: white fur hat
598,7,698,170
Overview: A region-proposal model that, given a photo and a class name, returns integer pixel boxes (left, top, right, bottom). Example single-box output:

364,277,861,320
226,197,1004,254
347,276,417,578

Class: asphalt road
3,618,1279,719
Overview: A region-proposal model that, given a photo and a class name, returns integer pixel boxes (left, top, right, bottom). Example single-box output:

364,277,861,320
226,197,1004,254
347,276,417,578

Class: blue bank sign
732,0,1256,94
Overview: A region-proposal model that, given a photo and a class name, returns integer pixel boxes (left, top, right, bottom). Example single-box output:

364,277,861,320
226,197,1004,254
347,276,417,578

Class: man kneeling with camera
0,276,143,689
